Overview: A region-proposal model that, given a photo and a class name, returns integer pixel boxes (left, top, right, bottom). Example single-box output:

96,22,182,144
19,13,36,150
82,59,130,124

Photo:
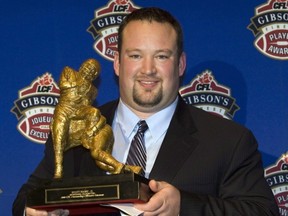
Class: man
13,7,279,216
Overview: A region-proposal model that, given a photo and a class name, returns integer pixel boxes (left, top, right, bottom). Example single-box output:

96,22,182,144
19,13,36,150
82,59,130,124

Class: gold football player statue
51,58,141,179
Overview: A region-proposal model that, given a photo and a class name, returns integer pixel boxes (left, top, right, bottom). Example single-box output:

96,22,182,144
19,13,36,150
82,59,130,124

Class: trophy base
26,173,151,215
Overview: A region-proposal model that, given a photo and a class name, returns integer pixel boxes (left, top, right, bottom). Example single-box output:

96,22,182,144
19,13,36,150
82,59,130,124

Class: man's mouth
139,80,158,88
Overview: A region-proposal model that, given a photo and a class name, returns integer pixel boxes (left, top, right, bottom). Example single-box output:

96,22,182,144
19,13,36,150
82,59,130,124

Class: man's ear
178,52,186,76
114,51,120,76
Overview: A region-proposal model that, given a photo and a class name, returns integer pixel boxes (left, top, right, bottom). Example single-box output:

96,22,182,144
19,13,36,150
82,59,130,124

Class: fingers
134,180,180,216
148,179,173,193
25,207,48,216
25,207,69,216
48,209,69,216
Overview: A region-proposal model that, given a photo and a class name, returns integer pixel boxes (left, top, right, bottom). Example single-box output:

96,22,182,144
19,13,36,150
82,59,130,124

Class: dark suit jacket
13,98,279,216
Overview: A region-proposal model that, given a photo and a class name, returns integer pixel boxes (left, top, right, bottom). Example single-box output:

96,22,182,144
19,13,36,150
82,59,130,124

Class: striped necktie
126,120,148,176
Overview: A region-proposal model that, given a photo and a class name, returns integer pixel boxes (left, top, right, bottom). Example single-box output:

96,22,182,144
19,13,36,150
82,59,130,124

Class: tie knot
137,120,148,133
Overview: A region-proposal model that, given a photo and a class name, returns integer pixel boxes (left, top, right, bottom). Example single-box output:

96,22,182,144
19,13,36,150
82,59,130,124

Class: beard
132,85,163,107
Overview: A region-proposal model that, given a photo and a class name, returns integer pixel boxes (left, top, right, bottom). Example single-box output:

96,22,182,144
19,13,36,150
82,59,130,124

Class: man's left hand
134,180,180,216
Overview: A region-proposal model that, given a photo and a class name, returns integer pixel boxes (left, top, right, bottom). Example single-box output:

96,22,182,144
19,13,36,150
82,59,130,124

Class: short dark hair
117,7,184,59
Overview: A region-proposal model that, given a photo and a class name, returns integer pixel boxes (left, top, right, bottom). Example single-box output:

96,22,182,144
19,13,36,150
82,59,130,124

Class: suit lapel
99,98,199,182
99,99,119,125
149,99,199,182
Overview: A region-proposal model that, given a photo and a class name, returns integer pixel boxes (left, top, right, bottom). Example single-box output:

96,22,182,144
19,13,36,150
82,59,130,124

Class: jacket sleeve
12,135,55,216
179,130,279,216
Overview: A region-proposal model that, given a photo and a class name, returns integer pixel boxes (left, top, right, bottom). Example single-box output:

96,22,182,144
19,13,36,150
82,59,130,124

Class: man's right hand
25,207,48,216
25,207,69,216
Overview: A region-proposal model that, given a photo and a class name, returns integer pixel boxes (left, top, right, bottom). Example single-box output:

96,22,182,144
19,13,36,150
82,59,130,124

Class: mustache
135,74,160,80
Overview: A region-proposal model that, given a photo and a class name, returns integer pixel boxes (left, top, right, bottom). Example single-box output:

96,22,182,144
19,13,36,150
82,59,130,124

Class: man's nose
142,57,156,74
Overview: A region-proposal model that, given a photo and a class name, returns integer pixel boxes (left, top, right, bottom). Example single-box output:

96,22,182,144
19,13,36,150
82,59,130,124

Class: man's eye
156,55,168,60
129,55,141,59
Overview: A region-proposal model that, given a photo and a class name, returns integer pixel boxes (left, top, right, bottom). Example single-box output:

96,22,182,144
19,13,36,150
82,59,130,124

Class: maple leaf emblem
38,73,53,86
198,72,213,84
115,0,129,5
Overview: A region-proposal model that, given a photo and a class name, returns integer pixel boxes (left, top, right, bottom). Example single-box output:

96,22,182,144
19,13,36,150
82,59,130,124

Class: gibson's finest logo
248,0,288,60
87,0,140,61
11,73,60,144
179,70,239,120
265,153,288,215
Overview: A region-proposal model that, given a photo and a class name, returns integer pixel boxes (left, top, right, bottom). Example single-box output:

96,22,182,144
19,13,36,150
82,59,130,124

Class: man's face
114,20,186,116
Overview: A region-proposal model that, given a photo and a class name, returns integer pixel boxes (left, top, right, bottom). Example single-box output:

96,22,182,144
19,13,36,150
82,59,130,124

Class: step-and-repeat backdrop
1,0,287,215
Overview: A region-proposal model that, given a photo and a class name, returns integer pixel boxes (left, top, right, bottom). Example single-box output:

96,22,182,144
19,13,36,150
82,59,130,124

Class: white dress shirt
111,97,178,178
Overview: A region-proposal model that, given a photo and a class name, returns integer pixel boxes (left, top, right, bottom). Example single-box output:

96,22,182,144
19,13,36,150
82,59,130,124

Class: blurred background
1,0,287,215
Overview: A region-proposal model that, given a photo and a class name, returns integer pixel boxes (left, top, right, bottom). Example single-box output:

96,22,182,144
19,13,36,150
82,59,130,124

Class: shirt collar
116,97,178,140
146,98,178,141
116,99,141,138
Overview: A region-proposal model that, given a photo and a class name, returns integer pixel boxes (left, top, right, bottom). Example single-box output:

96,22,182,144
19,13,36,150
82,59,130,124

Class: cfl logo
273,2,287,9
196,84,211,91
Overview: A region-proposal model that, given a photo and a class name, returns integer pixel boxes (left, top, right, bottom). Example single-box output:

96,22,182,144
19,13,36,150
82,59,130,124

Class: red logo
179,70,239,119
87,0,140,61
11,73,60,144
248,0,288,60
265,152,288,215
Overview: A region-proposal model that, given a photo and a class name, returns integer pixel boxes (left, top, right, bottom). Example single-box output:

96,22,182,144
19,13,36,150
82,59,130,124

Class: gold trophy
26,59,151,214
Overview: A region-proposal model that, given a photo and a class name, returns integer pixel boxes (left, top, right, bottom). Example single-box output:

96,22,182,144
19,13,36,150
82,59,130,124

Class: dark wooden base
26,173,151,215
